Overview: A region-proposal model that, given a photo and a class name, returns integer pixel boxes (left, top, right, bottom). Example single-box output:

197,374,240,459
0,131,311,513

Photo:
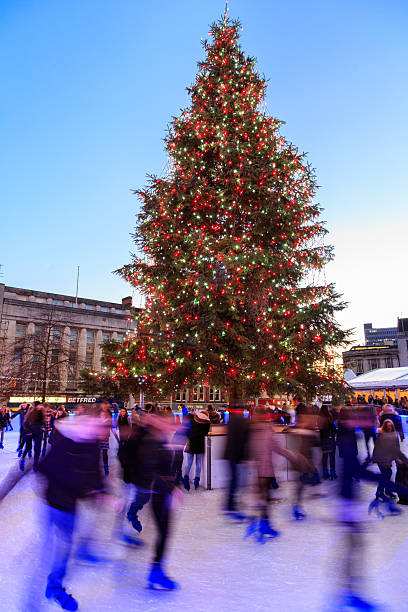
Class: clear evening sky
1,0,407,344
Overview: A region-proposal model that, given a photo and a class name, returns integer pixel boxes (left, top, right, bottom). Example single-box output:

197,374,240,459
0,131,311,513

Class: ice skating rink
1,429,408,612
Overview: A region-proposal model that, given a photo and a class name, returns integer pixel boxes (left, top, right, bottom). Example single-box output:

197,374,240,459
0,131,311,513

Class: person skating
0,405,9,449
99,401,112,475
246,406,309,542
372,419,408,503
183,409,210,490
223,404,250,519
287,403,320,520
114,407,130,443
172,405,192,485
20,402,44,472
38,403,108,610
378,404,404,442
15,401,29,454
319,404,337,479
41,402,55,457
124,411,181,589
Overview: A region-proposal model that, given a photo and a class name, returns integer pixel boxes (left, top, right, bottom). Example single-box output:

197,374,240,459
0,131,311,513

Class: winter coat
120,427,175,494
249,421,276,477
287,426,319,466
372,431,408,467
116,414,130,441
23,411,44,437
320,419,337,453
379,408,404,440
0,412,8,429
185,419,210,455
38,420,104,513
223,412,249,463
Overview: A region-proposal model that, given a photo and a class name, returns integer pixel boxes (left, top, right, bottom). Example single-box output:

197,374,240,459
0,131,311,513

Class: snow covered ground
1,428,408,612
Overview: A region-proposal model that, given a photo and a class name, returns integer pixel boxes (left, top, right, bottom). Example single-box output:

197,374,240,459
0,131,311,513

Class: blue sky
1,0,407,342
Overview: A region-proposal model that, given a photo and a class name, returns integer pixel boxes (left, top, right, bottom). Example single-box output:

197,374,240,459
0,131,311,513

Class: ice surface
0,429,408,611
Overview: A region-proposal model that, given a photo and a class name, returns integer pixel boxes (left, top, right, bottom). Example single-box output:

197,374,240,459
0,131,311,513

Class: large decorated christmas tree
105,13,348,402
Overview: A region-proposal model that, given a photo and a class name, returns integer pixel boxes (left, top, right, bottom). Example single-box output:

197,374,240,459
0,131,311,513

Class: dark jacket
223,412,249,463
38,426,103,513
120,427,175,495
185,419,210,455
320,419,337,452
23,411,44,437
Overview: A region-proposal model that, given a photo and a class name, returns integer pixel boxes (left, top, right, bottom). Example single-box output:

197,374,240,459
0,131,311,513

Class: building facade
342,345,400,376
364,322,397,346
0,284,138,397
397,318,408,367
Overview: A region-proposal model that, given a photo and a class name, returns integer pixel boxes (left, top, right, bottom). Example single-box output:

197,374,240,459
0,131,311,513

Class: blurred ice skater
38,403,107,610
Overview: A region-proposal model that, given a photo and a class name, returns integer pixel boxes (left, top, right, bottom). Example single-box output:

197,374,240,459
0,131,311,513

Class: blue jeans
46,506,76,588
184,453,203,478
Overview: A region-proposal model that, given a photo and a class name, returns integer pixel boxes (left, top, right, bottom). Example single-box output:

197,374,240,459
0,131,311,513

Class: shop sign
66,397,98,404
10,396,66,404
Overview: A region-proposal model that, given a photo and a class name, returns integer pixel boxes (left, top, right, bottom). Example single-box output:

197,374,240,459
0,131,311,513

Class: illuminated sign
10,396,66,404
66,397,97,403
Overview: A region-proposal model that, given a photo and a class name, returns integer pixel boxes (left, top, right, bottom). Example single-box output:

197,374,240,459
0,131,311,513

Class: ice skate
257,518,279,543
19,457,25,471
244,516,258,539
45,585,78,611
183,475,190,491
293,504,306,520
148,562,179,590
194,476,200,490
127,511,143,533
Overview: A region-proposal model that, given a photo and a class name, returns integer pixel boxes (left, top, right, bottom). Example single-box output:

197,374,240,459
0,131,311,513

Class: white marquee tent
346,367,408,391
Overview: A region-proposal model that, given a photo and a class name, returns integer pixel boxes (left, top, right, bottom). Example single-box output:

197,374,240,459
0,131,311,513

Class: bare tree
17,307,74,401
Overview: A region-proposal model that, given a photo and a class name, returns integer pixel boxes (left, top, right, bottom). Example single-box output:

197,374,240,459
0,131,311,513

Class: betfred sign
66,397,97,404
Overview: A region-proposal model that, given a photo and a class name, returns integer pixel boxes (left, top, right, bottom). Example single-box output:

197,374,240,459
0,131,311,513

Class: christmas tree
107,13,348,402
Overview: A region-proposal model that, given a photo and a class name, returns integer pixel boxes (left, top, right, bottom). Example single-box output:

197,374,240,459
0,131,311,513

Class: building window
356,360,364,374
368,359,380,370
15,323,26,338
209,388,220,402
115,309,123,314
51,349,59,365
53,327,61,340
72,303,79,308
385,357,394,368
116,334,124,343
102,332,110,342
85,351,93,367
34,325,43,337
101,307,109,313
86,330,95,344
193,386,204,402
176,388,187,402
70,329,78,342
86,304,94,311
13,347,23,363
69,350,77,365
53,300,62,306
67,377,76,390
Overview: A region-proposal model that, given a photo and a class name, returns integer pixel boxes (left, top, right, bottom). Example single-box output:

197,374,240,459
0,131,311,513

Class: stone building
342,344,400,376
0,283,138,396
397,318,408,367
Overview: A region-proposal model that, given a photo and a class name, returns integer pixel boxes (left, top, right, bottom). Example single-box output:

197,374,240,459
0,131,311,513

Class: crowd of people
0,398,407,610
355,393,408,410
